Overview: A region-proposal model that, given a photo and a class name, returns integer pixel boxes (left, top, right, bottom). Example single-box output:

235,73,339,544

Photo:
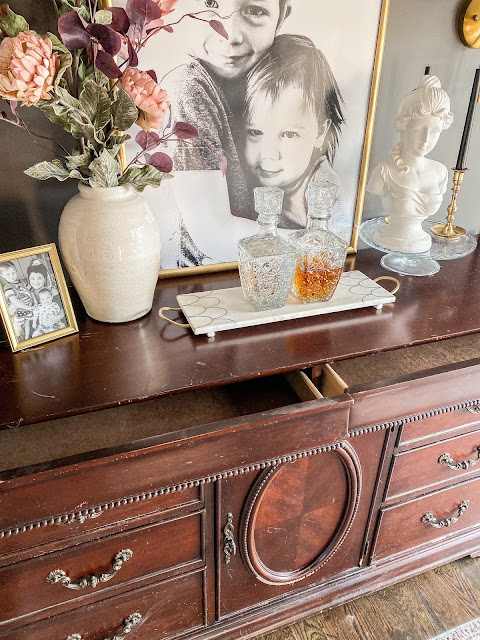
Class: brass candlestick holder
430,168,468,238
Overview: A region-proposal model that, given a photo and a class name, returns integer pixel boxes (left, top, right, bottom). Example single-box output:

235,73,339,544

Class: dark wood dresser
1,247,480,640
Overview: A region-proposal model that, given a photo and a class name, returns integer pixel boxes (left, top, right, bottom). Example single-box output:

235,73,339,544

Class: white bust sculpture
367,75,454,253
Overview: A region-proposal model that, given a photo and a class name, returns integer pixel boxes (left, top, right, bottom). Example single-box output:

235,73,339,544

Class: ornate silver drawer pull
438,447,480,470
223,512,236,563
66,612,142,640
467,405,480,414
421,500,470,528
47,549,133,590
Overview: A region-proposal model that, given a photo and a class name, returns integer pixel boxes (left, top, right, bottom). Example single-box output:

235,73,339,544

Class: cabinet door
217,430,386,617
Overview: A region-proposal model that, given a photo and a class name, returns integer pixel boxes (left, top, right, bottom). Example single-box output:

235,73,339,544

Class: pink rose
117,68,170,131
0,31,59,106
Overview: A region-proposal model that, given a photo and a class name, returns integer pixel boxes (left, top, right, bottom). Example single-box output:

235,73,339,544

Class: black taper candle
456,66,480,170
424,66,430,75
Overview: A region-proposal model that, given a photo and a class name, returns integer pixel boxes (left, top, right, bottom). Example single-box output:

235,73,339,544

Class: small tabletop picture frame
0,244,78,352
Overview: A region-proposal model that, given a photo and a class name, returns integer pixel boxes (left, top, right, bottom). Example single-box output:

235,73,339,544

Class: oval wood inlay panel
240,443,361,585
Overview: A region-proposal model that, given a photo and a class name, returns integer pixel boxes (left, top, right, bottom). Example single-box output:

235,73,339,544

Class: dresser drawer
317,338,480,442
0,570,205,640
0,512,203,628
372,475,480,561
387,428,480,502
0,375,350,561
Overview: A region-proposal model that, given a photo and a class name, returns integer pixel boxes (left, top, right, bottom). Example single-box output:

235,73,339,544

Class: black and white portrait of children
112,0,388,271
0,245,78,352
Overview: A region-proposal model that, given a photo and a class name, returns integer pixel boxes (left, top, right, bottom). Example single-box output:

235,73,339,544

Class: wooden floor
256,556,480,640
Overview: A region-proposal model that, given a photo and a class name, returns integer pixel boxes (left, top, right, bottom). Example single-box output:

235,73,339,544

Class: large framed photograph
0,244,78,352
110,0,389,275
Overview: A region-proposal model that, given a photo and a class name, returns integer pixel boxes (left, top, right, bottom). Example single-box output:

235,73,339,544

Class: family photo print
0,245,78,352
110,0,389,273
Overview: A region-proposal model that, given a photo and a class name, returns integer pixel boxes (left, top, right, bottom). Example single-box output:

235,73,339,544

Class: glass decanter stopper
238,186,296,311
290,180,348,303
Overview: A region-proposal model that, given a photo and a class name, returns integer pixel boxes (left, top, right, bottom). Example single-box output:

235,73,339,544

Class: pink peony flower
0,31,59,106
117,68,170,131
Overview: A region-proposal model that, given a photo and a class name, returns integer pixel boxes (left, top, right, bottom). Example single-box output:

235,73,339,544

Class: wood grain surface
1,246,480,431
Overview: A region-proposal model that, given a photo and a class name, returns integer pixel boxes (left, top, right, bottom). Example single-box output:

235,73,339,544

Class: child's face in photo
39,290,53,305
0,265,19,283
245,86,329,189
191,0,281,79
28,270,46,290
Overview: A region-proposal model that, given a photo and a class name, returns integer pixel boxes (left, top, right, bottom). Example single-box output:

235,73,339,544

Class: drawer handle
421,500,470,528
47,549,133,590
438,447,480,471
66,612,142,640
223,512,236,563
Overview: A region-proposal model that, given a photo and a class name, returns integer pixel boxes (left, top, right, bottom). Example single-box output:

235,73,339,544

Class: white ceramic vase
59,184,161,323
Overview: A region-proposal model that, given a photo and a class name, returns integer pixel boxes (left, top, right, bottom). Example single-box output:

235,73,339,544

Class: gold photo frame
0,244,78,352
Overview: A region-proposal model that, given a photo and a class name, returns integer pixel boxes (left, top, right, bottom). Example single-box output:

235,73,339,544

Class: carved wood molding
239,441,362,585
0,444,344,540
348,398,480,438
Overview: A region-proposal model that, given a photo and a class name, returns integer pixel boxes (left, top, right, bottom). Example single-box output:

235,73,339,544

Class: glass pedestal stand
359,217,477,276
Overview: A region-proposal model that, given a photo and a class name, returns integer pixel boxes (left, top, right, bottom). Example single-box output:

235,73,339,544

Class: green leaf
94,9,113,24
24,160,70,181
89,149,120,188
0,4,29,38
55,86,79,109
119,165,172,192
54,51,73,90
109,134,130,146
79,80,111,131
37,101,72,133
47,32,69,53
73,5,90,21
67,110,96,141
112,90,138,132
65,151,92,172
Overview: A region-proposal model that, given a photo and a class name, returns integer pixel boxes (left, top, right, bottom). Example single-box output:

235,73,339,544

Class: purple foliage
135,130,161,150
95,49,122,78
107,7,130,35
58,11,90,50
149,152,173,173
86,24,122,56
209,20,228,40
217,154,227,176
172,122,199,140
128,40,138,67
145,69,158,82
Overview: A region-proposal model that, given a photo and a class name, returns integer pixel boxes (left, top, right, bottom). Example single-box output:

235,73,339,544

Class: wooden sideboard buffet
1,247,480,640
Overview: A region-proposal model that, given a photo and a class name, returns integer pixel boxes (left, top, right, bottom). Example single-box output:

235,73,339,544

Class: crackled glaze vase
59,184,161,323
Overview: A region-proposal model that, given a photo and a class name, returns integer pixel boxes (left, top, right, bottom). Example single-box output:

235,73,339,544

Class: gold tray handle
373,276,400,295
47,549,133,590
158,306,190,328
438,446,480,470
421,500,470,528
66,613,143,640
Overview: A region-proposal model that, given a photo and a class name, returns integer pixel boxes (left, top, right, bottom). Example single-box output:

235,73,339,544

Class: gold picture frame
105,0,390,278
0,244,78,352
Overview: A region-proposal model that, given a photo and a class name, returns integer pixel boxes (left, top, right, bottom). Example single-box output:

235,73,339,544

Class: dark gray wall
0,0,479,254
363,0,480,233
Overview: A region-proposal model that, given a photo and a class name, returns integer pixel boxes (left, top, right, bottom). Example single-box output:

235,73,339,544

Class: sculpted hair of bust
391,76,453,174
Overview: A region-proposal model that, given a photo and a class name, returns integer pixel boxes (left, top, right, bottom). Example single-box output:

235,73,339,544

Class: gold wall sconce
459,0,480,48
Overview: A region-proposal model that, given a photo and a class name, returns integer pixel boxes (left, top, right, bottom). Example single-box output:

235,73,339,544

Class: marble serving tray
176,270,395,338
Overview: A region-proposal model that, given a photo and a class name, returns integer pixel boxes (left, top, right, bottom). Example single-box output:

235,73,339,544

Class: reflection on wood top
1,246,480,430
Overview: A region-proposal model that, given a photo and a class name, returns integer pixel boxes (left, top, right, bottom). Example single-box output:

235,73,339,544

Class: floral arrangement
0,0,227,190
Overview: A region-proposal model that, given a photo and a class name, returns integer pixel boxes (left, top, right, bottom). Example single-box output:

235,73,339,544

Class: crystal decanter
290,180,348,303
238,186,296,311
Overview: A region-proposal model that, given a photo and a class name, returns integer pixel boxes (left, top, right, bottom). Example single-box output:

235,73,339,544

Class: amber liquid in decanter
289,180,348,304
293,259,344,303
